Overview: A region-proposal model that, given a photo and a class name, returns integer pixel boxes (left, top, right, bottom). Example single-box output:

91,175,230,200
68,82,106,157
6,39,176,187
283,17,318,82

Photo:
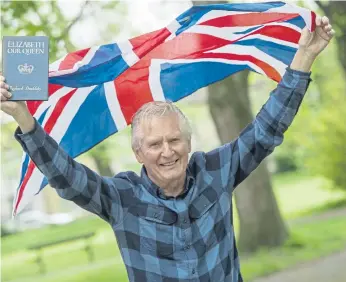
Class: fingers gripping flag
13,1,316,215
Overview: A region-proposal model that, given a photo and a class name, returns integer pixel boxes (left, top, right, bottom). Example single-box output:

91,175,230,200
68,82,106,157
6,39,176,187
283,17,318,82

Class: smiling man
0,16,334,282
132,103,192,198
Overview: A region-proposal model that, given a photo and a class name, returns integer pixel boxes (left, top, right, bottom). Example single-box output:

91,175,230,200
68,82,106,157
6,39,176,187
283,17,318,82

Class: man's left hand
298,15,335,58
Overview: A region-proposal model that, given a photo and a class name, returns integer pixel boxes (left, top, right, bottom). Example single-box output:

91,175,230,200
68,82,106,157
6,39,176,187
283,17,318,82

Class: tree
192,0,288,252
1,0,90,60
287,1,346,191
315,1,346,76
1,0,122,176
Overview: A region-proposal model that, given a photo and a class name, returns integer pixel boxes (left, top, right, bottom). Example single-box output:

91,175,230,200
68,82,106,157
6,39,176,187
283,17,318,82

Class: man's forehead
140,114,180,129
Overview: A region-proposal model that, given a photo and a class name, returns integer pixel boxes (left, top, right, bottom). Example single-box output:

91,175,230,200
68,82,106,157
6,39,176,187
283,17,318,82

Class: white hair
131,101,192,151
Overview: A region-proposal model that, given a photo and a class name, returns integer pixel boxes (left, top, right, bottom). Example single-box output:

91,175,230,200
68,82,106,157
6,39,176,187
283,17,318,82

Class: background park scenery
1,1,346,282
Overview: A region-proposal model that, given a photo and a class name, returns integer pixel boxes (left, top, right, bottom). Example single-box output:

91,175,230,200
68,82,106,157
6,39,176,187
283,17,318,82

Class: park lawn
3,216,346,282
272,172,346,218
241,217,346,280
1,172,346,281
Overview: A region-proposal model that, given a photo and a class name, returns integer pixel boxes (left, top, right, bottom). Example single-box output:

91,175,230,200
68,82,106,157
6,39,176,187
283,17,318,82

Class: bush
1,225,16,237
301,96,346,191
274,145,299,173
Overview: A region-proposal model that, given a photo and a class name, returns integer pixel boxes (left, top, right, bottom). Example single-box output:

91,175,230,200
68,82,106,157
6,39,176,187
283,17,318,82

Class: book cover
2,36,49,101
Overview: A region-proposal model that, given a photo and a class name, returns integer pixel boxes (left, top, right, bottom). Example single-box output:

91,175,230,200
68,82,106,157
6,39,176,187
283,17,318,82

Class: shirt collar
140,166,194,200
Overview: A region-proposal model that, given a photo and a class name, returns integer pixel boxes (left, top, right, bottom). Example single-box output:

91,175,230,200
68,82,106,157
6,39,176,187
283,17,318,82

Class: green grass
241,217,346,281
4,216,346,282
1,172,346,281
1,216,107,255
272,172,345,218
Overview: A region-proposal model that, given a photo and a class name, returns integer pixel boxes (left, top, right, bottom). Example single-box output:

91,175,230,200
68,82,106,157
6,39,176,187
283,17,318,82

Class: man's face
134,113,191,187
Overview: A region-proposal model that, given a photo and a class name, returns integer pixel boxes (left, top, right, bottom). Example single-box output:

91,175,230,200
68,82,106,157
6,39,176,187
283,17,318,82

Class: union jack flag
13,1,315,215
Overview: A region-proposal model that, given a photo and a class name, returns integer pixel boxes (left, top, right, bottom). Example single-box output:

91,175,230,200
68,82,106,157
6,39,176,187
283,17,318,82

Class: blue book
2,36,49,101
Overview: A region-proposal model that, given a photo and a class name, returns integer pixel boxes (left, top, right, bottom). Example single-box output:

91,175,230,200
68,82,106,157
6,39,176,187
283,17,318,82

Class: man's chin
160,171,181,181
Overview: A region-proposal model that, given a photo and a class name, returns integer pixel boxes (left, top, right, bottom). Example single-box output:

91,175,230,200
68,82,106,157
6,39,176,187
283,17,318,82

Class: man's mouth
160,159,178,166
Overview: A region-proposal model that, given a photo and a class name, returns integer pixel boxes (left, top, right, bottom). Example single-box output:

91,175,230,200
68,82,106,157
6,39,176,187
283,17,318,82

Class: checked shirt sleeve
206,67,312,191
15,121,123,224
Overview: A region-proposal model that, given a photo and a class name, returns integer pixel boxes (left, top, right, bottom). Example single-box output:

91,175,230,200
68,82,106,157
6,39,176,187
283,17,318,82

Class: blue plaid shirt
16,68,311,282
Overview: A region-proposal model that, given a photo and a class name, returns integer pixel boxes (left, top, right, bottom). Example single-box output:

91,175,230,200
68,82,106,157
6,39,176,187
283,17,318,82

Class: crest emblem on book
18,63,34,74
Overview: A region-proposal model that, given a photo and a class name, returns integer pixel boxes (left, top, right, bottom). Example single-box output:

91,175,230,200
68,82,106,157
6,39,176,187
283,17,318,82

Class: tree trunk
316,1,346,75
192,0,288,252
207,72,288,252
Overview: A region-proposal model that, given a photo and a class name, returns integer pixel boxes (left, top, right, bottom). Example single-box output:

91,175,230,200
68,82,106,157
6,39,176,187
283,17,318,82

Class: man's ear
188,139,192,153
134,149,144,164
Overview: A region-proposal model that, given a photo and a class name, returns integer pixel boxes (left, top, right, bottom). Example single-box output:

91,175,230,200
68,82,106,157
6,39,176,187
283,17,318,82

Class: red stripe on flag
130,29,164,49
196,52,282,82
115,69,153,124
14,162,36,215
130,28,171,59
14,89,77,214
148,32,231,59
115,32,232,123
311,11,316,31
43,89,77,134
200,13,299,28
58,48,90,71
250,25,301,43
27,84,65,116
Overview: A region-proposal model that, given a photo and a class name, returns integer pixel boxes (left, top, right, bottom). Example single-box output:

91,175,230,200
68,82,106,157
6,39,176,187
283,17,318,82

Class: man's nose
161,142,174,157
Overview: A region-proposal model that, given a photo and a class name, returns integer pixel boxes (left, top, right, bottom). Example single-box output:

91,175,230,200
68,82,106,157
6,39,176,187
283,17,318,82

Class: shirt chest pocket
189,187,222,253
189,186,218,221
135,203,177,257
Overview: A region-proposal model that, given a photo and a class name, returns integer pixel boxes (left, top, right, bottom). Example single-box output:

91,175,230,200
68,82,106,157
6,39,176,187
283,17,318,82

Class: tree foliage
1,1,124,178
1,1,82,60
315,1,346,75
276,2,346,191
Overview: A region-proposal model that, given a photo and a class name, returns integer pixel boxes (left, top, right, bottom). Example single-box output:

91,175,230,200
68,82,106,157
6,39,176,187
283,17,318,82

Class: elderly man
1,16,334,282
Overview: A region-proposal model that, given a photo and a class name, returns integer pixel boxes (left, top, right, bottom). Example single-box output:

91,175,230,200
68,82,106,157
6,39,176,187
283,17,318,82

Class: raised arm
203,16,334,190
15,120,125,223
0,90,125,223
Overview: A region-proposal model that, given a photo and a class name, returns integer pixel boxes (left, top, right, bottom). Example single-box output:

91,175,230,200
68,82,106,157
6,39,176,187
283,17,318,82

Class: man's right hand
1,74,36,133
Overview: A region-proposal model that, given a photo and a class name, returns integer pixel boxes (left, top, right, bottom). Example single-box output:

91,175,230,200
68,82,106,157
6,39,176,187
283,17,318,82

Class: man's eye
150,143,160,147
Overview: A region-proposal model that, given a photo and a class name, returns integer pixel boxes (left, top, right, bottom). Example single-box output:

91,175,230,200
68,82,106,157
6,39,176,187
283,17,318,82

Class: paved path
252,208,346,282
252,249,346,282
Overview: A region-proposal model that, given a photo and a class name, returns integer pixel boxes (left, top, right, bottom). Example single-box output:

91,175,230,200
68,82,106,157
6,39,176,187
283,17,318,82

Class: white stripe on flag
185,21,301,43
49,46,100,77
49,54,67,72
196,10,248,25
186,25,251,41
118,40,140,67
155,57,265,77
49,86,96,141
240,34,299,49
73,46,99,69
165,19,182,42
104,81,127,130
265,3,313,30
33,87,75,120
206,44,286,77
14,86,96,215
269,22,302,33
148,60,166,102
